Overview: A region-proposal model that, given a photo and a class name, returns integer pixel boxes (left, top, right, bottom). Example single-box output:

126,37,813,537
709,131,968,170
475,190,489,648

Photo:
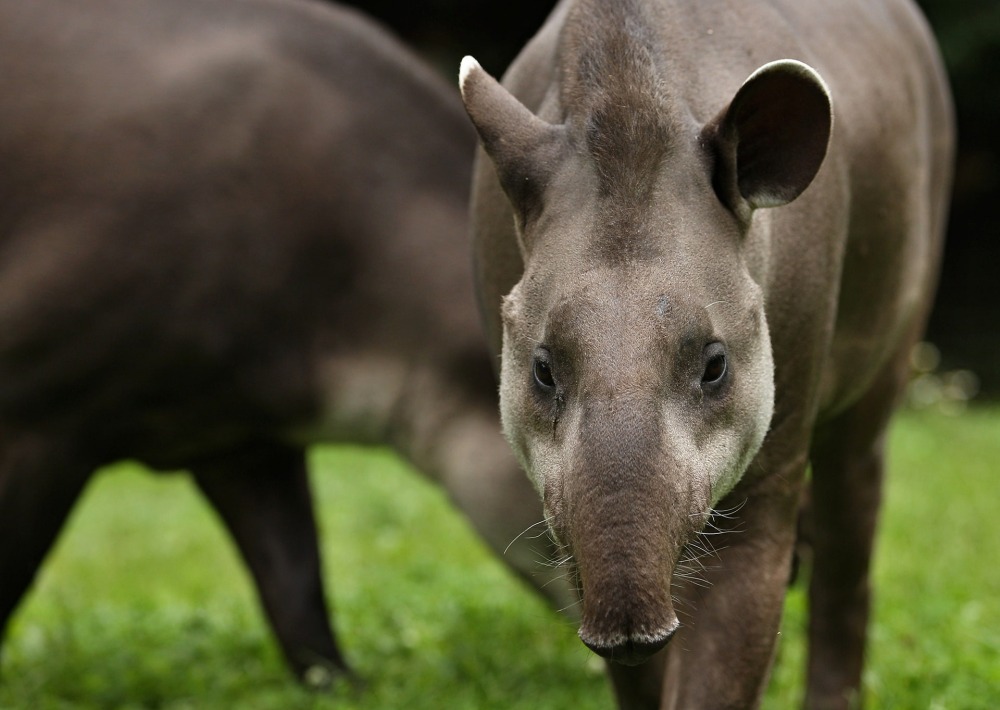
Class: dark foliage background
349,0,1000,395
915,0,1000,396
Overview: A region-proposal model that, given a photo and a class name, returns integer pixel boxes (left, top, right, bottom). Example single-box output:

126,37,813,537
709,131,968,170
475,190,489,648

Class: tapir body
461,0,953,708
0,0,572,685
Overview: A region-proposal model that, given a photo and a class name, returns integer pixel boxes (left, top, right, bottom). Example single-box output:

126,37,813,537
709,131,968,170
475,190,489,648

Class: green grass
1,408,997,709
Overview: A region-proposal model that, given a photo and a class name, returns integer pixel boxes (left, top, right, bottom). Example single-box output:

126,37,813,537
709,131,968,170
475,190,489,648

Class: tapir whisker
503,518,553,556
688,498,748,525
542,569,577,587
673,560,714,587
538,553,576,569
556,597,584,616
670,592,698,624
702,300,731,311
711,498,749,519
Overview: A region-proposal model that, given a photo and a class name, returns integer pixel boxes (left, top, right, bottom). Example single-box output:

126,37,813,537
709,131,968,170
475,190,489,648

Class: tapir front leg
190,442,349,685
0,433,93,647
664,476,803,710
606,648,668,710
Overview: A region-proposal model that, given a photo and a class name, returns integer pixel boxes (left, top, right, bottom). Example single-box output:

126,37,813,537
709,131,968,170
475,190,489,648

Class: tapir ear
707,59,832,212
459,56,566,231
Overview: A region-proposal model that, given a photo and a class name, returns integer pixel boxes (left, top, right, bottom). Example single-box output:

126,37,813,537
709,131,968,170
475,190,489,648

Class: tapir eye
532,351,556,391
701,343,728,388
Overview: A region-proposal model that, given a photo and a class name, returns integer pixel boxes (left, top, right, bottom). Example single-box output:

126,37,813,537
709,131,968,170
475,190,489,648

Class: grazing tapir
459,0,954,707
0,0,574,687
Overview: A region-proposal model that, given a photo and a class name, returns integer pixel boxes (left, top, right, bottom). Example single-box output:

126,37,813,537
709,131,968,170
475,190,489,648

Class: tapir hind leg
804,353,912,710
190,441,349,685
0,433,93,647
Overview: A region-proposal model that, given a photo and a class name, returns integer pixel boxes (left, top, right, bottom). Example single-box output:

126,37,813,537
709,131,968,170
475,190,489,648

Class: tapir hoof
579,621,679,666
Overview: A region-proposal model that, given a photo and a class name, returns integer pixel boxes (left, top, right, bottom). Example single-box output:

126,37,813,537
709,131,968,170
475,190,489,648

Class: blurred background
348,0,1000,399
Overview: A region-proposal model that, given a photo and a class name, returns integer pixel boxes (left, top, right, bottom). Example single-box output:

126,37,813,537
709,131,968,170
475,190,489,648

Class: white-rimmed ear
706,59,833,212
459,56,567,230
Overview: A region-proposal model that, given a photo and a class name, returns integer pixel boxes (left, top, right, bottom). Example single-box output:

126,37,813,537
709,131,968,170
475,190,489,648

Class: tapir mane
560,0,675,264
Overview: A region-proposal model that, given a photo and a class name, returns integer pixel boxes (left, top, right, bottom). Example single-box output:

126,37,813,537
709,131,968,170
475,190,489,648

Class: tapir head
460,54,831,664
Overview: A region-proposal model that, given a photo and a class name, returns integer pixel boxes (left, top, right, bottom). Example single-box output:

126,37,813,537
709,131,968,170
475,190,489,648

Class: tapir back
0,0,481,461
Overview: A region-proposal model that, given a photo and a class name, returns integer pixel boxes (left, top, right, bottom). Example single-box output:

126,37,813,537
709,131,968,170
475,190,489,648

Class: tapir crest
461,0,953,707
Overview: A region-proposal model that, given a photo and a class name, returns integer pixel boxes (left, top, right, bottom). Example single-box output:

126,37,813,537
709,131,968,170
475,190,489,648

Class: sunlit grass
2,409,997,708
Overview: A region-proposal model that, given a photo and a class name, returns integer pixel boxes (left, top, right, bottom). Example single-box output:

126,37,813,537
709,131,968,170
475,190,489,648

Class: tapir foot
191,441,350,684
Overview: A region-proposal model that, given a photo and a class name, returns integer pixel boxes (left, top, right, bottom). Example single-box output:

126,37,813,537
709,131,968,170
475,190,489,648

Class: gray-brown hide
461,0,953,708
0,0,573,686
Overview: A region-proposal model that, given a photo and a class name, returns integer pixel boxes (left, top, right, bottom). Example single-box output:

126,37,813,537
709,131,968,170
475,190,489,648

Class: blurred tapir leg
394,382,579,614
0,434,93,643
190,442,348,683
805,353,911,710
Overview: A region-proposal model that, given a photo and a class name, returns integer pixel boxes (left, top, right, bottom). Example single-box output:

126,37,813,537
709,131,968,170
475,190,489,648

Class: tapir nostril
579,620,679,667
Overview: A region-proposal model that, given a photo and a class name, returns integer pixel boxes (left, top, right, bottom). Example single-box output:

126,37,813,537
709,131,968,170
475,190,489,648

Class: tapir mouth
572,552,683,666
559,508,692,668
578,617,680,666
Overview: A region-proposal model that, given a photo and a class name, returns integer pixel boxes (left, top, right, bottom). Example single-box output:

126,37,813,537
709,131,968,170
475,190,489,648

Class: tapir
460,0,954,707
0,0,573,687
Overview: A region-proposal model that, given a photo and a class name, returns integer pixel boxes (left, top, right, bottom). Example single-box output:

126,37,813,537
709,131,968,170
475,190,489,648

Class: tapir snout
564,395,691,665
